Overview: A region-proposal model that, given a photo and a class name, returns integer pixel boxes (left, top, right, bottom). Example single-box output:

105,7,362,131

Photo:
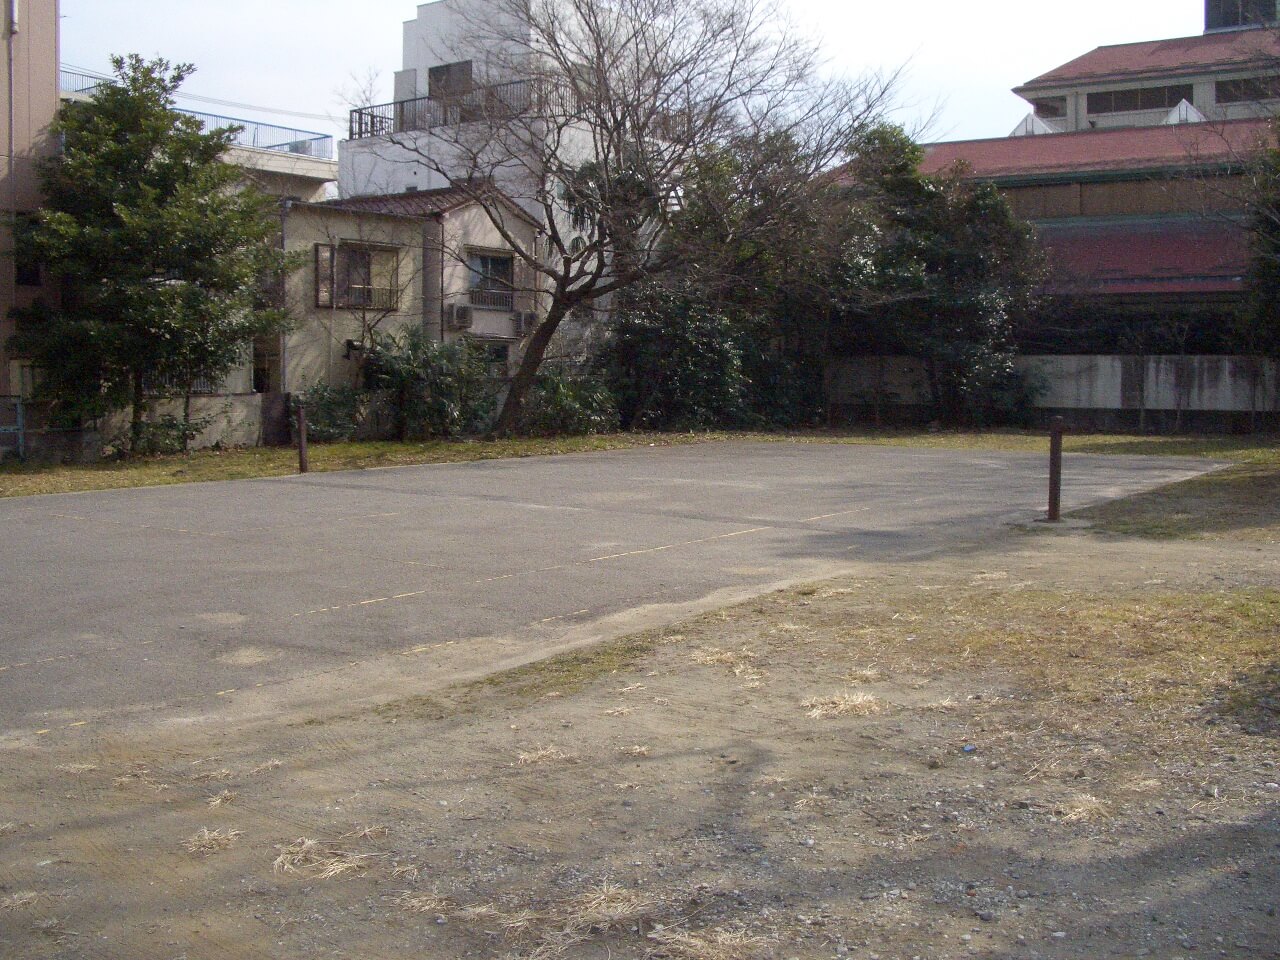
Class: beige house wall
1,0,59,397
279,204,426,393
438,202,541,344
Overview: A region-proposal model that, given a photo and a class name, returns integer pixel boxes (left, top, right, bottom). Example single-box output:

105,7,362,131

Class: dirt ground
1,519,1278,958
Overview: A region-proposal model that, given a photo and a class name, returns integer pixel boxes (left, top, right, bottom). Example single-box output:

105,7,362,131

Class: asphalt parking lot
0,441,1216,736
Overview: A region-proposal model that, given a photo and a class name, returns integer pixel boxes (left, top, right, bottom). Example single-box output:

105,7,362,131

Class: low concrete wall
827,355,1280,431
101,394,266,451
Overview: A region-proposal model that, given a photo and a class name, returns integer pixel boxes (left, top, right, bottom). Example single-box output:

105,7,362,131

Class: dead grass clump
272,837,384,879
605,706,633,717
622,745,650,758
249,758,282,774
55,762,98,774
1057,794,1111,823
342,824,389,840
518,745,575,765
1,891,39,910
691,646,766,687
846,667,882,683
0,821,16,835
112,767,169,790
646,926,766,959
182,827,241,854
206,790,236,808
192,767,234,783
394,892,452,913
802,691,882,719
390,863,421,882
566,882,661,933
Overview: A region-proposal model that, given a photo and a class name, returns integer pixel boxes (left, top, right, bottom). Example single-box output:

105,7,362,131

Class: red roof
920,119,1272,179
1038,217,1248,296
1018,27,1280,90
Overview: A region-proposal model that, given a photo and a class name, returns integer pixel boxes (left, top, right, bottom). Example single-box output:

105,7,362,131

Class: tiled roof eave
1015,57,1279,92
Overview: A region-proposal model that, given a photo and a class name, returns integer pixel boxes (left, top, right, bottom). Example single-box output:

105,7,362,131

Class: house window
428,60,474,99
315,243,400,311
13,213,41,287
1217,76,1280,103
1087,85,1194,114
467,251,515,310
1031,97,1066,119
1207,0,1277,30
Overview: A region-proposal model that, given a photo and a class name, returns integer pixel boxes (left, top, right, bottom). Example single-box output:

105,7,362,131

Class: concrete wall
827,354,1280,429
97,394,266,452
0,0,60,397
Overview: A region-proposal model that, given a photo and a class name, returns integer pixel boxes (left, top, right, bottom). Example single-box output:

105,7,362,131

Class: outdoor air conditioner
448,304,473,330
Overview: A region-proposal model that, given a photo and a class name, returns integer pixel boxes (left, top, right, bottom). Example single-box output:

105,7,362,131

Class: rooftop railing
349,80,534,140
59,68,335,160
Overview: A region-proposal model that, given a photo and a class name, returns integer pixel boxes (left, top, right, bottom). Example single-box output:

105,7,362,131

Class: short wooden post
1047,416,1065,522
296,403,309,474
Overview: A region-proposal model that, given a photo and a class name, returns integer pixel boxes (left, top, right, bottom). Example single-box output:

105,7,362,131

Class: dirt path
1,528,1277,960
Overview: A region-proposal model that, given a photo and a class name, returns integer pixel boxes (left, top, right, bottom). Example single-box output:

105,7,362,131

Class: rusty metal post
1047,416,1065,522
296,403,309,474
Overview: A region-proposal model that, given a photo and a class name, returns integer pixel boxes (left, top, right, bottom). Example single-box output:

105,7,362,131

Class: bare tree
364,0,892,433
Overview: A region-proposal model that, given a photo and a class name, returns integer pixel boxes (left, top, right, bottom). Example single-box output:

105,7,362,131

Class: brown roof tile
1018,28,1280,90
919,119,1272,179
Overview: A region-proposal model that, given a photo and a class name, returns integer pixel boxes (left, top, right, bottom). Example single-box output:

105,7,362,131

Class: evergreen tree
9,55,291,451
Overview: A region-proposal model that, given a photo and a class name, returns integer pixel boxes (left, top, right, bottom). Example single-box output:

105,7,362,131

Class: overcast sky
60,0,1208,146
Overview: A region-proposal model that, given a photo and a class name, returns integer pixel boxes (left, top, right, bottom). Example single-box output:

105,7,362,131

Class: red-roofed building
918,3,1280,357
829,2,1280,429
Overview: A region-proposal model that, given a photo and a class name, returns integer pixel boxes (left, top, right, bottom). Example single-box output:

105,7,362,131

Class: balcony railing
350,80,535,140
340,286,399,311
59,68,335,160
469,287,515,311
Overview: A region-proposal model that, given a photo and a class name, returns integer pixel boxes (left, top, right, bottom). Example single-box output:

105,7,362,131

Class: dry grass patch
0,433,716,499
806,586,1279,723
205,790,236,808
182,827,241,854
647,926,767,959
1074,462,1280,540
518,745,575,765
1057,794,1112,823
802,691,882,719
394,892,453,914
621,744,651,757
0,821,16,835
1,891,39,910
272,837,385,879
691,646,765,683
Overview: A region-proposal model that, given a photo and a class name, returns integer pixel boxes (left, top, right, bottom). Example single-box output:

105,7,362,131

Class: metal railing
350,80,535,140
59,68,335,160
340,286,399,311
468,287,515,310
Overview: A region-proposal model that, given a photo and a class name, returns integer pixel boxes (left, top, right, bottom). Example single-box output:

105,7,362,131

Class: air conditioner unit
448,304,473,330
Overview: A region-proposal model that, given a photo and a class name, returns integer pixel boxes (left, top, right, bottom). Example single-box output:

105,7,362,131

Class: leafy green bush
599,285,747,430
291,384,362,442
109,413,213,456
364,329,495,439
518,370,619,436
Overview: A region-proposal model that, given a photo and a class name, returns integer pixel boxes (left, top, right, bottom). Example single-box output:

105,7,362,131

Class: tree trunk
182,388,193,453
491,302,568,436
130,370,147,455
